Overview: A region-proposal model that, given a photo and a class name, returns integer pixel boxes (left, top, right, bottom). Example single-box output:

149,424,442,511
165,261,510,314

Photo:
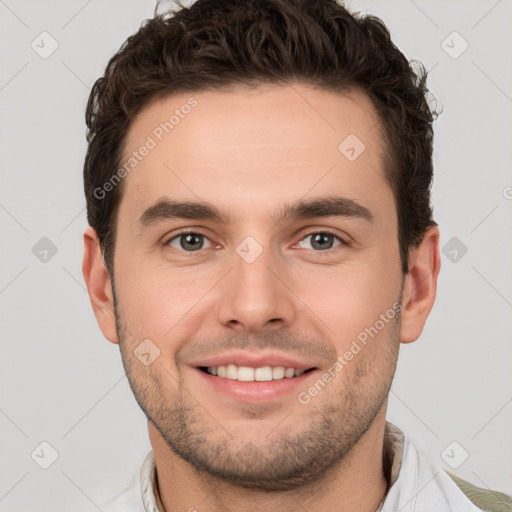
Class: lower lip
193,367,319,401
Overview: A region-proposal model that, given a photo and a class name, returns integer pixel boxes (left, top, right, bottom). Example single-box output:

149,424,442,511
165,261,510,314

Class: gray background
1,0,511,510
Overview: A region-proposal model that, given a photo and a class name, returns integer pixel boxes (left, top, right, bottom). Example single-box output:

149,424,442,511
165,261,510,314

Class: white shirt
98,422,489,512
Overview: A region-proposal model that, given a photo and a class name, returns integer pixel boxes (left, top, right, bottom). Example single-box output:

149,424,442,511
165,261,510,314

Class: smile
200,364,316,381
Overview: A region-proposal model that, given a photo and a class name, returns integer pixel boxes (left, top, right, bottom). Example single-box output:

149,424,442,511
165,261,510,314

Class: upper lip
191,351,320,370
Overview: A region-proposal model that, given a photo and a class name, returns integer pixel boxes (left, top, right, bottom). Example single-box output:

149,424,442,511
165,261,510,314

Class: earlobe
82,226,119,344
399,226,441,344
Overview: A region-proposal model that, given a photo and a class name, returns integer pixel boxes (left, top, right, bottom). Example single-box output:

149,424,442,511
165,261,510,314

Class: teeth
272,366,285,379
226,363,238,380
284,367,295,378
254,366,273,381
205,364,310,381
237,366,255,381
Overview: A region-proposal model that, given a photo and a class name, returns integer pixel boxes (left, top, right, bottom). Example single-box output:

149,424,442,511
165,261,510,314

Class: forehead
118,83,393,227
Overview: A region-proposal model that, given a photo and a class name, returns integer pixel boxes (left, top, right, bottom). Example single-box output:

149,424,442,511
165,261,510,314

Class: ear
82,226,119,344
400,225,441,344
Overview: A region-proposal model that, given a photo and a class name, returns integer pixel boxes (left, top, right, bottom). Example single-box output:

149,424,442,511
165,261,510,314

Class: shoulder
384,422,512,512
446,471,512,512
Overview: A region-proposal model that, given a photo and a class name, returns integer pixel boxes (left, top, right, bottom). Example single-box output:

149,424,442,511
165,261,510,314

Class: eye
164,229,347,254
296,231,346,252
166,232,214,252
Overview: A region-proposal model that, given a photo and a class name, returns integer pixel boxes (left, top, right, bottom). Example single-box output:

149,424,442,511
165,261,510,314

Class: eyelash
163,229,349,255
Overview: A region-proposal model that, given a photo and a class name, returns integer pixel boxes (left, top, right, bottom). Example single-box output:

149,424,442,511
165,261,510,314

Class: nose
215,240,297,333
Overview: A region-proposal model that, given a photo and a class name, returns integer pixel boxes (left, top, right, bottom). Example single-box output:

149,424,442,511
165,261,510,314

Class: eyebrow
137,195,374,230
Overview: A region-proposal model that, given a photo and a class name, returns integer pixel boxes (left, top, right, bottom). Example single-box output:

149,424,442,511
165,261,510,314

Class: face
111,84,405,490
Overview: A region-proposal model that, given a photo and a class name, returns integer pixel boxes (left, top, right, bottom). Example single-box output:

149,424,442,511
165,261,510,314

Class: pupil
182,234,203,251
312,233,332,250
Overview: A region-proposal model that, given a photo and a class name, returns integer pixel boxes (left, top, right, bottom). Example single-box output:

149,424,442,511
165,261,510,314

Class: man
82,0,512,510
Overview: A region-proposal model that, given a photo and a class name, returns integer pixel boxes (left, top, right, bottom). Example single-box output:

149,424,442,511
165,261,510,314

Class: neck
149,411,390,512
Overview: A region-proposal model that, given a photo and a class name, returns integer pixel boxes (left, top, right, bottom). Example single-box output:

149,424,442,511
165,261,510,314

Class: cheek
115,264,210,342
296,258,401,345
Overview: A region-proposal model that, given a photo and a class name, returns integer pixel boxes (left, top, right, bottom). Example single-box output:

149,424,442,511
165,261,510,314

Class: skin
83,83,440,512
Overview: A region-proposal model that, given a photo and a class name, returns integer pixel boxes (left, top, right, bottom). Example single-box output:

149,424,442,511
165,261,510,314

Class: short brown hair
84,0,438,276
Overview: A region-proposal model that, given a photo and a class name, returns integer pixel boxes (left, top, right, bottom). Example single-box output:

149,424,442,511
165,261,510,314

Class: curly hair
84,0,438,276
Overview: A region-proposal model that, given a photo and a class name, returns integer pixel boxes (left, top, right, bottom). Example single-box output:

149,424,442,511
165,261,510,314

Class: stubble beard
114,296,401,491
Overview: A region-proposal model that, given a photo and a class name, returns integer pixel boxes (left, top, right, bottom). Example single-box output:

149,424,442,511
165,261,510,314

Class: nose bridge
215,233,295,331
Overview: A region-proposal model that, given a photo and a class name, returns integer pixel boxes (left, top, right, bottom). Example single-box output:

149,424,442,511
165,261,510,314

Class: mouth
194,364,320,402
197,365,318,381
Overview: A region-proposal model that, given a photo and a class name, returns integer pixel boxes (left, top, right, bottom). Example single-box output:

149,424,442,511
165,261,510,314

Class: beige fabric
446,471,512,512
